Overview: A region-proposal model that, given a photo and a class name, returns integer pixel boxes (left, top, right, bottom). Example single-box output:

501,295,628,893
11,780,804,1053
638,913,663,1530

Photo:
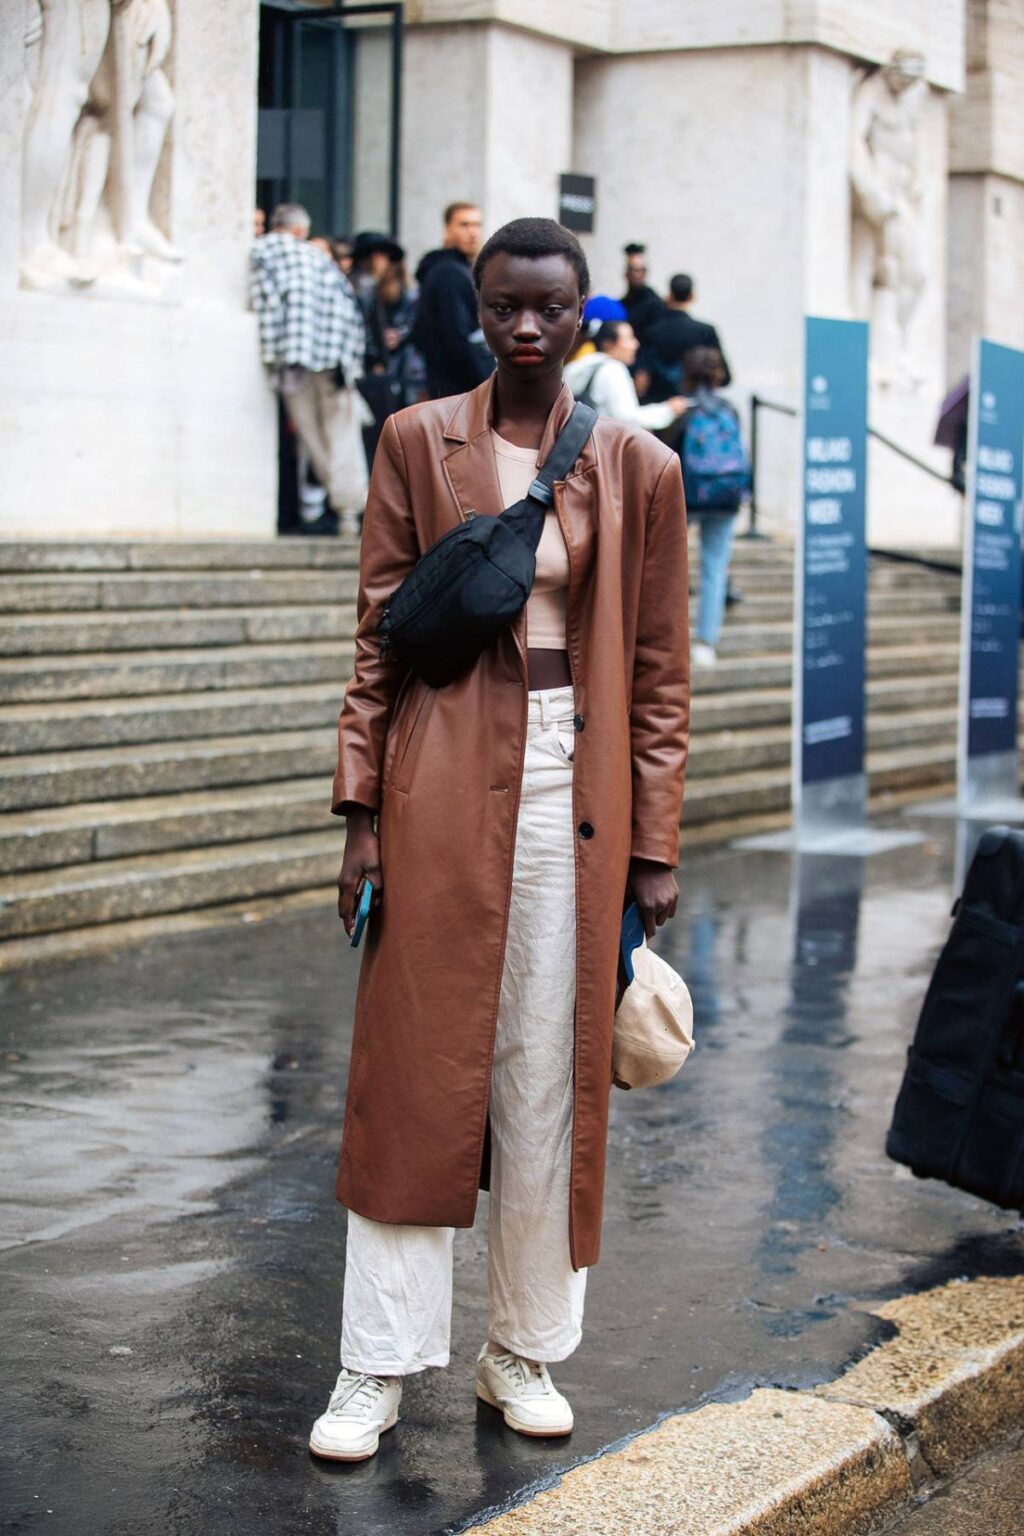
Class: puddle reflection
758,856,864,1286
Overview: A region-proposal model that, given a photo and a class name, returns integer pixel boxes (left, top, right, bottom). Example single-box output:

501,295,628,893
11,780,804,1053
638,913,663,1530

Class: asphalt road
2,812,1023,1536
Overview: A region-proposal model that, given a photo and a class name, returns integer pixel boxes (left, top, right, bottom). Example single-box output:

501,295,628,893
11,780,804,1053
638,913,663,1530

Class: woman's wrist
343,804,376,833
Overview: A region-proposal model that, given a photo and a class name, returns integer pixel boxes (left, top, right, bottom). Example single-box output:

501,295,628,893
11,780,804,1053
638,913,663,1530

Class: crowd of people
249,206,749,663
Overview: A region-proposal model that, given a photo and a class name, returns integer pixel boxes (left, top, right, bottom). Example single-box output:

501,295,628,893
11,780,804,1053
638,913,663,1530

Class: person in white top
564,321,687,432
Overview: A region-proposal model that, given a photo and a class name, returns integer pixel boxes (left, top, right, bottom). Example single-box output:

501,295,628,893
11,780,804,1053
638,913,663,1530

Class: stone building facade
1,0,1020,545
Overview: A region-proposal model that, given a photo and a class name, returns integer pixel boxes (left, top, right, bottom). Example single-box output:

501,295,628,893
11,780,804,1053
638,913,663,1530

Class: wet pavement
2,810,1023,1536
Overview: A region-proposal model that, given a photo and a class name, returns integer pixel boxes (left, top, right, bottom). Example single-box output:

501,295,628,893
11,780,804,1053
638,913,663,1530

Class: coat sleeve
331,413,421,816
629,453,690,866
600,359,678,431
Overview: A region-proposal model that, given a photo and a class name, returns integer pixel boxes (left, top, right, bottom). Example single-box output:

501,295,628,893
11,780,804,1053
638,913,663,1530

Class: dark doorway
257,1,403,241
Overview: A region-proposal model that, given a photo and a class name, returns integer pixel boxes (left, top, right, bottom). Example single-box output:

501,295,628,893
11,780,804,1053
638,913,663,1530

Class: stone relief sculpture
850,49,928,385
21,0,180,293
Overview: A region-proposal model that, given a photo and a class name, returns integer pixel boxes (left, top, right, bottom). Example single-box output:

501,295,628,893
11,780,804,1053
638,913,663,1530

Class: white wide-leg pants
339,685,587,1375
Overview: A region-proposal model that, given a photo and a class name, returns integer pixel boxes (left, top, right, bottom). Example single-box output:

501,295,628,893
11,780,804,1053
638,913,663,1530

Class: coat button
578,821,595,840
573,713,585,732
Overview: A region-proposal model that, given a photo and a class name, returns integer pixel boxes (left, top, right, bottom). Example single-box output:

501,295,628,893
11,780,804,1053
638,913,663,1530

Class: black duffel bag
378,402,597,688
886,825,1024,1209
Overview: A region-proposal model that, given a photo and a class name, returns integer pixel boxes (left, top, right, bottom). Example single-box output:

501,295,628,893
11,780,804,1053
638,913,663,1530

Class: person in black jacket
620,243,665,347
641,273,732,402
413,202,495,399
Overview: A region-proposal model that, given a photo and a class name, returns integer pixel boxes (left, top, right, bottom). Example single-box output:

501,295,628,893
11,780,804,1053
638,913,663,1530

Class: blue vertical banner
797,317,870,821
959,338,1024,805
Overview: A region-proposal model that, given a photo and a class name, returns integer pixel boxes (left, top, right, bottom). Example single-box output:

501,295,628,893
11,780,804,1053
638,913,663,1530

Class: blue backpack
680,391,750,512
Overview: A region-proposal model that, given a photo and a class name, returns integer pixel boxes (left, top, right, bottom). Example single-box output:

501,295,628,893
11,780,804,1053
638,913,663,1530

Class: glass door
257,1,402,239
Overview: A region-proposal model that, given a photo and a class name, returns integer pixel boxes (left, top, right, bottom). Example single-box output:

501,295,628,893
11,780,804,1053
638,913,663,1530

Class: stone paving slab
819,1275,1024,1474
469,1389,909,1536
469,1276,1024,1535
880,1434,1024,1533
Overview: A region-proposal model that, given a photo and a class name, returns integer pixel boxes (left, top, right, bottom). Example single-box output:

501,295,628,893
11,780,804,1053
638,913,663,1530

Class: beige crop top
490,430,569,650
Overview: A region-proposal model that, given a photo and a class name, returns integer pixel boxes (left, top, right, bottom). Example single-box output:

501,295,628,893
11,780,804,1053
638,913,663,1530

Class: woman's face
605,323,639,366
478,253,584,383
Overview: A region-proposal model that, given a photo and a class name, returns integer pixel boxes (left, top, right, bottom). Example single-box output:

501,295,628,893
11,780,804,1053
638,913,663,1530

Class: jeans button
573,714,585,732
578,820,595,840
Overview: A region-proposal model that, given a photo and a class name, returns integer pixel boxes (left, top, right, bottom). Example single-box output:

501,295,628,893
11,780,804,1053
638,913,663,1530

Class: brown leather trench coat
331,377,690,1270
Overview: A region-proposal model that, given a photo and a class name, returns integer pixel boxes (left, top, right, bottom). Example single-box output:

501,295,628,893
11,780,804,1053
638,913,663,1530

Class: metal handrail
747,393,959,540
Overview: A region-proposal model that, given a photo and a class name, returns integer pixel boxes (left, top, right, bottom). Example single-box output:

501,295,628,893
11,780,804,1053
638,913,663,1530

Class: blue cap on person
583,295,628,324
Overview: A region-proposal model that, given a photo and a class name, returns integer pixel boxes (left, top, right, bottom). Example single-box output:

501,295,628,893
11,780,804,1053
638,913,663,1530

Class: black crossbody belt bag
378,402,597,688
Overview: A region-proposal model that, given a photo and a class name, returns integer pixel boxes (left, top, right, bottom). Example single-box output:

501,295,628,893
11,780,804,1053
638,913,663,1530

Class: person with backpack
564,320,687,430
675,347,750,666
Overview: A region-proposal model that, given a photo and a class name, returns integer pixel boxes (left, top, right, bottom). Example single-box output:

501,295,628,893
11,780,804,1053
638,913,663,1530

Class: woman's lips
509,348,545,365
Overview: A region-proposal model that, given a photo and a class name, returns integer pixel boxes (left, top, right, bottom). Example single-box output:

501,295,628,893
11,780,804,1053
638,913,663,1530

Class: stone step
688,705,957,779
0,779,333,874
0,539,362,573
0,604,357,657
721,588,958,625
0,727,337,811
0,633,959,706
0,569,361,613
0,640,355,705
1,697,962,873
691,643,960,693
0,665,963,758
0,737,965,943
716,612,960,657
0,560,955,618
0,681,346,755
0,829,343,940
0,682,961,844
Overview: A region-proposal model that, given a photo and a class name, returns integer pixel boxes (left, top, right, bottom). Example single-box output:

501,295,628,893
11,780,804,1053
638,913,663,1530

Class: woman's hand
337,806,383,934
626,856,679,940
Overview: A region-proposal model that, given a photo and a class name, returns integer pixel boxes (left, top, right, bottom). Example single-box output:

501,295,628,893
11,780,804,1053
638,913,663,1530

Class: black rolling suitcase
887,826,1024,1209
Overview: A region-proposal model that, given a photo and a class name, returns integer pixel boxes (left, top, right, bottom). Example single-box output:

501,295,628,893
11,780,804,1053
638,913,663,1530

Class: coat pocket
390,683,436,792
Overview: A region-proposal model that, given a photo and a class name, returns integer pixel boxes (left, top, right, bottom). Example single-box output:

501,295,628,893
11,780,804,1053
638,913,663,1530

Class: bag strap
525,401,598,508
573,359,606,411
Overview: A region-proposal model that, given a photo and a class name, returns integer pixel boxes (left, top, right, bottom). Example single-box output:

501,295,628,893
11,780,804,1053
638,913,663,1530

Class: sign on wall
558,174,596,234
795,316,870,832
958,338,1024,807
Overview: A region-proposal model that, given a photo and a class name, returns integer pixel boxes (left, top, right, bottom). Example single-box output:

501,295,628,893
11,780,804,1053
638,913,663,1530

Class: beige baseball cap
612,941,694,1091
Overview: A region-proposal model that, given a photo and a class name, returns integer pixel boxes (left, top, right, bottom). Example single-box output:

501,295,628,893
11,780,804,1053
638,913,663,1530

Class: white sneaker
309,1368,401,1461
475,1347,574,1437
692,642,717,667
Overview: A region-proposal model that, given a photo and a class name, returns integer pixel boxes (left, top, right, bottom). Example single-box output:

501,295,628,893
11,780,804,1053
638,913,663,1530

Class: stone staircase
0,537,962,962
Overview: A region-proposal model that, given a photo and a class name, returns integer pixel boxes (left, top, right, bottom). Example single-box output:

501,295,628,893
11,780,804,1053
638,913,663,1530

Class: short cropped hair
270,202,310,232
444,201,479,226
669,273,694,303
473,217,590,297
594,321,626,352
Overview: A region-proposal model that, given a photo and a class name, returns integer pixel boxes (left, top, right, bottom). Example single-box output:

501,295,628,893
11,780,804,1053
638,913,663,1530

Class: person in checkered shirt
250,204,370,534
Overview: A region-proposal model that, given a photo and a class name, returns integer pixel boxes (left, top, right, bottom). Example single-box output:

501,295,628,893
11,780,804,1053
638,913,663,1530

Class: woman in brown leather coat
310,219,690,1462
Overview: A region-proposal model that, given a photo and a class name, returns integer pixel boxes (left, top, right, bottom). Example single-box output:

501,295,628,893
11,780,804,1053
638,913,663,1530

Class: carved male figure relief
21,0,179,291
850,49,928,382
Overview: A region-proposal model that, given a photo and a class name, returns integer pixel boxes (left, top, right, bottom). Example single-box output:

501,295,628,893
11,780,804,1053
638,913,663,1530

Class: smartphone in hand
350,877,374,948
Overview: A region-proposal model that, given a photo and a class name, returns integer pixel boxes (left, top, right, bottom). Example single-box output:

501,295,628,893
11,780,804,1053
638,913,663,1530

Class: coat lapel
441,375,598,534
441,376,503,520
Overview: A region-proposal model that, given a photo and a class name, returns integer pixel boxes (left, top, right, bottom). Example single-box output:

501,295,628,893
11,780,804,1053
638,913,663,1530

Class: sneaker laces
492,1352,550,1397
327,1369,389,1418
